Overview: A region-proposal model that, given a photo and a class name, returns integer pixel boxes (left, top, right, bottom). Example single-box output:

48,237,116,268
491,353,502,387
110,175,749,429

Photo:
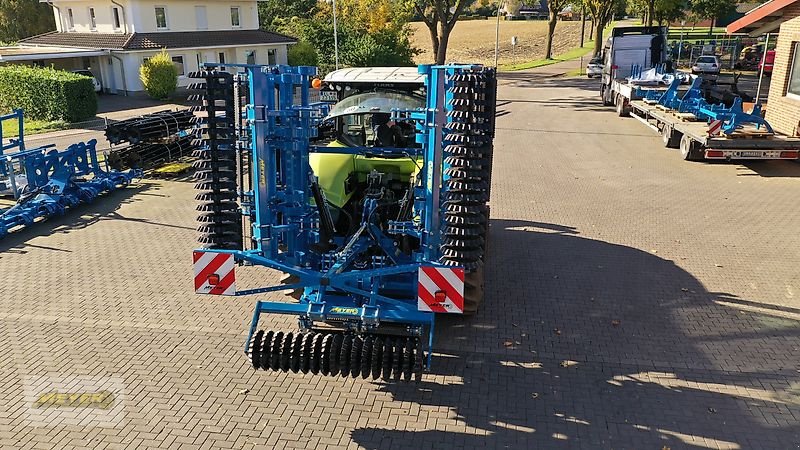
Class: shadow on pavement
0,183,160,255
351,219,800,449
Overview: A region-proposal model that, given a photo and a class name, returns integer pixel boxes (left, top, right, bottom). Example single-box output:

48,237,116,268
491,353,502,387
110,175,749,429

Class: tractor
189,63,496,381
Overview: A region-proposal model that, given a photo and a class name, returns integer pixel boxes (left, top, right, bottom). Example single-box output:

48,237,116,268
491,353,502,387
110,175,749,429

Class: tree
139,50,178,100
277,0,418,72
0,0,55,43
586,0,617,56
414,0,474,65
653,0,685,25
691,0,735,34
288,41,318,66
258,0,317,30
545,0,570,59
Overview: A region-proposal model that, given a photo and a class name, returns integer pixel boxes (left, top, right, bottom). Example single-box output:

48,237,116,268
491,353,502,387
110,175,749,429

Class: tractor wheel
462,265,485,315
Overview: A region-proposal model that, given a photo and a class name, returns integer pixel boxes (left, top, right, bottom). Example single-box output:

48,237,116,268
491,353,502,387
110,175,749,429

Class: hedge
0,65,97,122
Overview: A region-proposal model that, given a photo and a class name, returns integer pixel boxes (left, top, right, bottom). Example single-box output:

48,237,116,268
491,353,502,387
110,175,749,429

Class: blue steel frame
196,63,477,369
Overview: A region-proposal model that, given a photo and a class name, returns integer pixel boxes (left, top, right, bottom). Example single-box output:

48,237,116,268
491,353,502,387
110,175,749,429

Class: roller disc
250,330,263,369
371,337,384,380
350,336,363,378
310,333,323,374
269,331,284,371
360,336,373,379
339,334,353,378
329,334,343,376
382,338,394,381
300,333,314,374
280,332,293,372
320,334,333,376
290,333,303,373
260,330,274,370
402,339,414,382
392,339,403,382
414,339,424,382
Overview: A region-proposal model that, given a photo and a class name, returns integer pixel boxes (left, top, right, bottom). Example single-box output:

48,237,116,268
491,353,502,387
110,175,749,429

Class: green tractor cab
312,68,426,212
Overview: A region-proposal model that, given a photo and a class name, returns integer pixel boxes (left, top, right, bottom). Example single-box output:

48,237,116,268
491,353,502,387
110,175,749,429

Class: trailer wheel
661,125,681,149
616,95,629,117
680,134,703,161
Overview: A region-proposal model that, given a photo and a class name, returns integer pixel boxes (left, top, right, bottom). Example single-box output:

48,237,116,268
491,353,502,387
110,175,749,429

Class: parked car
758,50,775,75
586,56,603,78
691,55,721,75
72,69,102,93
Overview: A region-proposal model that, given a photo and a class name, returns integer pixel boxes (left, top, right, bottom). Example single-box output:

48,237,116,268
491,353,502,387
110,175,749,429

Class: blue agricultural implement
0,111,140,239
189,63,497,381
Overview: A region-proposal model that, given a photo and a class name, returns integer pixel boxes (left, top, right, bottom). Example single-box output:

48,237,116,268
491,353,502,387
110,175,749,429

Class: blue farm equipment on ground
189,63,497,381
0,110,140,239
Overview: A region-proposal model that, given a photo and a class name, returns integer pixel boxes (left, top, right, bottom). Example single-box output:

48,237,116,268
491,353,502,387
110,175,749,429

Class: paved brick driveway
1,72,799,449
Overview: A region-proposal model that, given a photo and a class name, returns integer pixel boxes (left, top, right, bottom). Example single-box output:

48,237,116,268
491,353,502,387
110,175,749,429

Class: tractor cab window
323,91,423,149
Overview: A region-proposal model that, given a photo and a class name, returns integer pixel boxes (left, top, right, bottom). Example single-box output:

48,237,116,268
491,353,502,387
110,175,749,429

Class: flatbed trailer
609,79,678,117
627,100,800,162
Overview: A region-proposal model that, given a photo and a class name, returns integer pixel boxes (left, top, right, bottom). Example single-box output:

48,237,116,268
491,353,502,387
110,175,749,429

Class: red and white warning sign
708,119,723,136
193,251,236,295
417,266,464,314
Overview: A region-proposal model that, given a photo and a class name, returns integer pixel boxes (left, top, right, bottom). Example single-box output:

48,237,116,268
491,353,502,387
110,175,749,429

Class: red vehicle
758,50,775,75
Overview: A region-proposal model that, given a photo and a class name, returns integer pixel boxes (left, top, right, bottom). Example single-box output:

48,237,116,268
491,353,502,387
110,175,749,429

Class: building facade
728,0,800,136
2,0,294,94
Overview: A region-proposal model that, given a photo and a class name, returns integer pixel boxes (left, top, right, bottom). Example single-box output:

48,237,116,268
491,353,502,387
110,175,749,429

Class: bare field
409,19,592,66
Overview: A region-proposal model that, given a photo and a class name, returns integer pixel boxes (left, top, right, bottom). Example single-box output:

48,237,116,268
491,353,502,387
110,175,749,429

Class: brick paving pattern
0,72,799,449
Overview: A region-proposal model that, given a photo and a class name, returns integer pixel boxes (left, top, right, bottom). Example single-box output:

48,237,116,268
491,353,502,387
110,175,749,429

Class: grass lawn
500,43,597,71
499,22,615,72
1,117,68,138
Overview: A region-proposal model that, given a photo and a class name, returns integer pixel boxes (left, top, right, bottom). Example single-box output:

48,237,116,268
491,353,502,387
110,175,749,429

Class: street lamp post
331,0,339,69
495,2,503,67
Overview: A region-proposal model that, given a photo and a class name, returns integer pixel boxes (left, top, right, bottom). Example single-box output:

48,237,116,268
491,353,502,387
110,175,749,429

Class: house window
89,8,97,30
245,50,255,65
195,6,207,30
267,49,277,65
67,8,75,30
231,7,241,27
218,52,226,64
155,6,168,29
172,56,185,76
112,7,121,29
788,43,800,97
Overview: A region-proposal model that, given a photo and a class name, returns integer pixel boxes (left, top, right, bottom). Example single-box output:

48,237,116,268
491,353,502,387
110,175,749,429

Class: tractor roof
323,67,425,86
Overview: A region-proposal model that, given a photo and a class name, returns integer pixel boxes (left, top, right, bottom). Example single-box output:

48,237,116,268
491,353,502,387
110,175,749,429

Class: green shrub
288,41,318,66
139,49,178,100
0,65,97,122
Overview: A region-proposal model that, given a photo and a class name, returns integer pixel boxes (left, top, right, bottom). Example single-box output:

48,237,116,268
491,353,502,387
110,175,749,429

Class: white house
0,0,295,94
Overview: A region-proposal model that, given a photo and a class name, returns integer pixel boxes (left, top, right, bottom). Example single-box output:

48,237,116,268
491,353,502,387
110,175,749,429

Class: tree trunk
580,5,586,47
589,19,595,45
708,17,715,37
647,0,654,27
436,26,451,64
426,23,440,63
545,11,558,59
594,20,605,56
